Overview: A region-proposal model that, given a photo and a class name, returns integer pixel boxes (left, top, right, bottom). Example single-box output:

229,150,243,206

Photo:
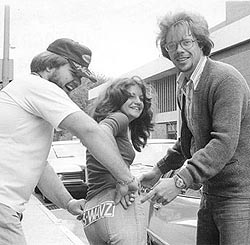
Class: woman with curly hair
83,76,154,245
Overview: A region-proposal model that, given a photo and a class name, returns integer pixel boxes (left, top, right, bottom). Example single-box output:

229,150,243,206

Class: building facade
89,1,250,139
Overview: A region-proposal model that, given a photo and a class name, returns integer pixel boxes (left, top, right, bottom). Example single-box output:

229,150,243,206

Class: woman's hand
120,192,136,210
114,176,139,204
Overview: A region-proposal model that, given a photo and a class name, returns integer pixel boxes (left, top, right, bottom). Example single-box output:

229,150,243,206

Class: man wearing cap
0,38,138,244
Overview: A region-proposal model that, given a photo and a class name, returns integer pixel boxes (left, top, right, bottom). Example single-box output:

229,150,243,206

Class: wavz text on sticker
82,201,115,228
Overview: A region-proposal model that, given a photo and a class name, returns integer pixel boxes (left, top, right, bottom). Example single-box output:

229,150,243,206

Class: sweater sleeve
179,71,250,187
157,138,186,174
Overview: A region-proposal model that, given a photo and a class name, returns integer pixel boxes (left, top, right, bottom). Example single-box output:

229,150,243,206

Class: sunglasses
64,59,96,92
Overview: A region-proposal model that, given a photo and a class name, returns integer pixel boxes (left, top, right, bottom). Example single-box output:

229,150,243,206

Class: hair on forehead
168,20,192,39
171,19,190,28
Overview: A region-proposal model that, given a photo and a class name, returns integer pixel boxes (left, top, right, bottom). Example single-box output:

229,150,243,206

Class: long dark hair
89,76,154,151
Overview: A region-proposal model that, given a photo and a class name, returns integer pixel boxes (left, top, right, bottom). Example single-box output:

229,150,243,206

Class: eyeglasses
67,59,85,79
64,58,97,92
63,59,87,92
164,39,197,52
67,58,97,83
62,60,81,92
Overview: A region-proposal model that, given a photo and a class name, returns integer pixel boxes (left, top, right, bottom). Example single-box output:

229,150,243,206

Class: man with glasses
0,38,138,244
141,11,250,245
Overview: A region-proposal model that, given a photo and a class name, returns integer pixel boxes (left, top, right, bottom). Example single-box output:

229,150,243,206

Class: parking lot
22,194,88,245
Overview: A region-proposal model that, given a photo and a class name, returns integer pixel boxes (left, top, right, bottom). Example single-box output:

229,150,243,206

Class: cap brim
81,68,97,83
70,59,97,83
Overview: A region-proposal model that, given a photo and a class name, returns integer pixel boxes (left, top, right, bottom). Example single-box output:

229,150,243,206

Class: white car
131,138,201,245
36,139,87,201
131,138,176,178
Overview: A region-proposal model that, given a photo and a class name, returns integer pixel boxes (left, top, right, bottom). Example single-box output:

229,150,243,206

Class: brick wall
211,41,250,86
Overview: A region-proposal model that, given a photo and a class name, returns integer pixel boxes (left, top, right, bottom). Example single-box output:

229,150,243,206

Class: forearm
60,112,133,182
81,128,133,181
37,163,73,209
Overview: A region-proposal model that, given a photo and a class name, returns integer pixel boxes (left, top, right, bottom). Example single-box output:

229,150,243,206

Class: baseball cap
47,38,97,83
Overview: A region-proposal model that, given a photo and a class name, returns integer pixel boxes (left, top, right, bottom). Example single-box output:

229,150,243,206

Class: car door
146,170,201,245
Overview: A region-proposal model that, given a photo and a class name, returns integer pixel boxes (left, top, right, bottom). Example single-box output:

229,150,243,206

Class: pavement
22,195,89,245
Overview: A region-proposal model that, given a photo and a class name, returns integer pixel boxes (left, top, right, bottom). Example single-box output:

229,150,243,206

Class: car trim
147,228,170,245
168,219,197,228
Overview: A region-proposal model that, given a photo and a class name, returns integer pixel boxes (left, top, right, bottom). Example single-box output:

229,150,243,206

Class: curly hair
89,76,154,152
156,11,214,60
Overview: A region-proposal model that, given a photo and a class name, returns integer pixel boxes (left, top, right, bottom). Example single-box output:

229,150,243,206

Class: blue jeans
0,203,26,245
197,193,250,245
83,188,147,245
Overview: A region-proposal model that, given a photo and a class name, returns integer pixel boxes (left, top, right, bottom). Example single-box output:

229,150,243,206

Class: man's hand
139,165,162,190
140,177,181,205
66,199,86,218
114,177,139,204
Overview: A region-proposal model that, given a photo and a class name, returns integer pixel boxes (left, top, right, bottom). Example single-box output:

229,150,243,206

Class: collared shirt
177,55,207,156
177,55,207,100
189,55,207,90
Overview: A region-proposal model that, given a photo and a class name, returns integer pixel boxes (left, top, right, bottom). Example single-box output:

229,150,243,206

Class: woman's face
121,84,144,122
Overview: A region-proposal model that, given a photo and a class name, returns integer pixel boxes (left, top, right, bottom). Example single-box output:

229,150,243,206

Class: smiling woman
82,76,154,245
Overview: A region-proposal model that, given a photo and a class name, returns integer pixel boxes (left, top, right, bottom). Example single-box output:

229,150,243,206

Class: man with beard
0,38,138,244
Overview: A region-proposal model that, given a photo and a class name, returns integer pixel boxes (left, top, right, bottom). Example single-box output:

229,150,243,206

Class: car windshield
131,140,175,178
133,141,175,166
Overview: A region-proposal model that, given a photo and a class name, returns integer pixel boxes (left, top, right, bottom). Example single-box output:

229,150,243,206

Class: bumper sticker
82,201,115,228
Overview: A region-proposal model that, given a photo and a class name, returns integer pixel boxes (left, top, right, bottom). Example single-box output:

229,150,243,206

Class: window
151,74,177,113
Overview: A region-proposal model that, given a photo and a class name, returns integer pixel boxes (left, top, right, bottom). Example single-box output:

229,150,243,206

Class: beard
47,72,70,94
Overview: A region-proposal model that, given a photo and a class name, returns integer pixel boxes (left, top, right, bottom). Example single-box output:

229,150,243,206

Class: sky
0,0,247,78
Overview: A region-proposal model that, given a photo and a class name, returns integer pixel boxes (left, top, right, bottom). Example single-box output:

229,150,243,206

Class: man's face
48,63,81,94
165,24,203,78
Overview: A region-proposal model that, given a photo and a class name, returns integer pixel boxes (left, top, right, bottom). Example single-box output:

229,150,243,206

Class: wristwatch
173,175,187,189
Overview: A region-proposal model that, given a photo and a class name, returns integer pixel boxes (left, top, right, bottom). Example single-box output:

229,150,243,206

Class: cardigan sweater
157,58,250,198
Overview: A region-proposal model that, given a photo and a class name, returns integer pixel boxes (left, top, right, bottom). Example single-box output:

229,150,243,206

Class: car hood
48,157,85,173
130,162,153,178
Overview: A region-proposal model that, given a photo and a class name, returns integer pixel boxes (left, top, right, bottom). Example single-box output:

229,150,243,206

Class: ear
46,67,55,73
41,67,55,80
160,45,171,60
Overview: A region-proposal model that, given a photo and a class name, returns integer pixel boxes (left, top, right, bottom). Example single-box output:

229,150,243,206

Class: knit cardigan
157,58,250,198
